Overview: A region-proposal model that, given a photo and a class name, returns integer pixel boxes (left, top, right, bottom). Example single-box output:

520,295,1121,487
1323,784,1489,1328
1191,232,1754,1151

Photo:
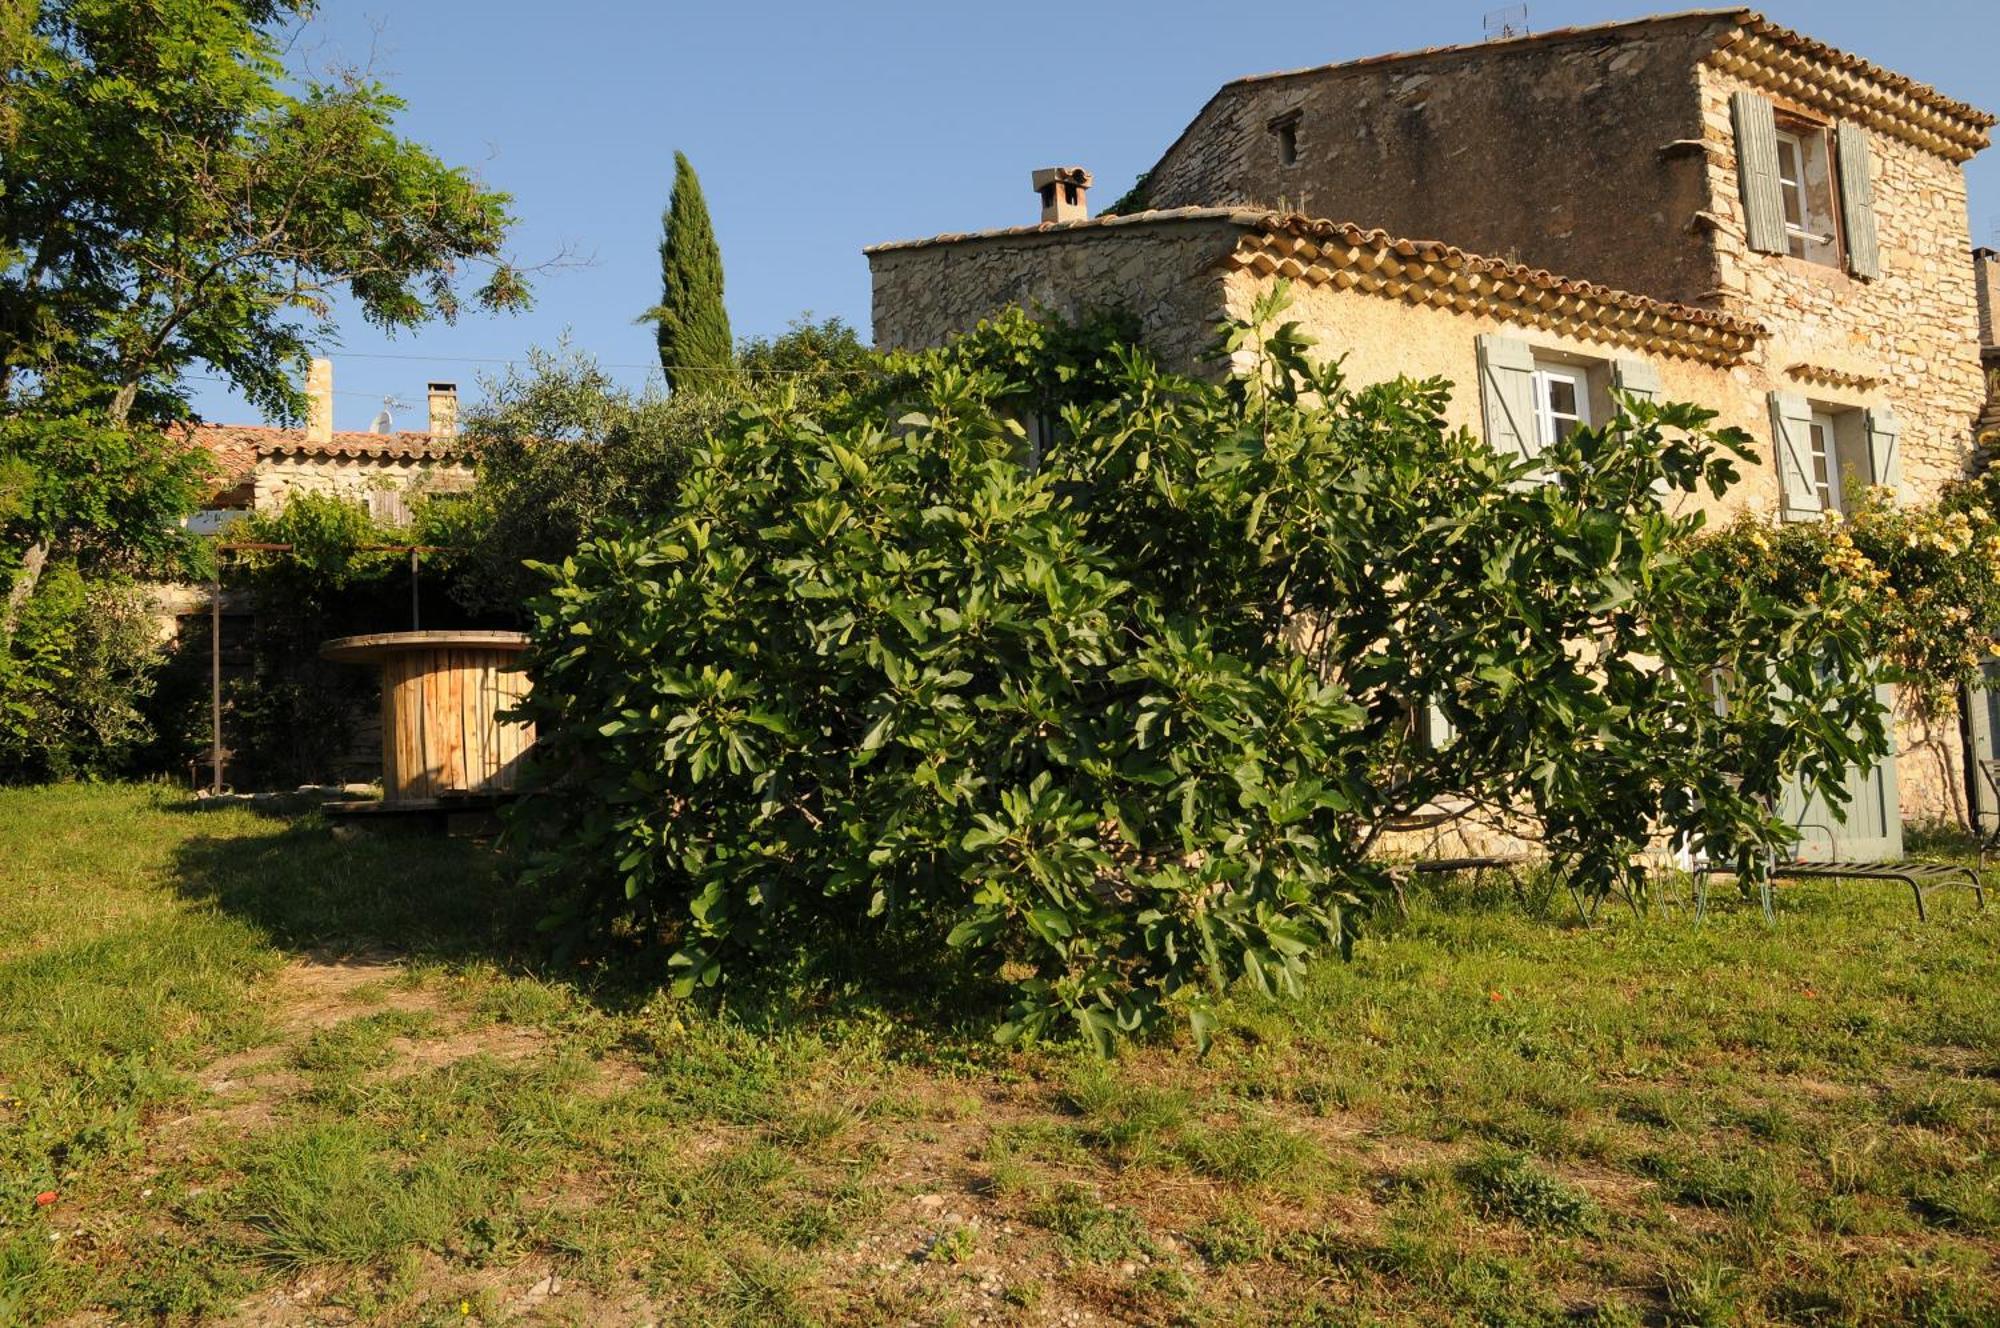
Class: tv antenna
1484,4,1529,41
368,395,410,434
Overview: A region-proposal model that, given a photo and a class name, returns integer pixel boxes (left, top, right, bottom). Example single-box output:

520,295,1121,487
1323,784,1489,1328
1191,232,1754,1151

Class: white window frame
1807,409,1844,514
1774,125,1840,265
1531,362,1590,449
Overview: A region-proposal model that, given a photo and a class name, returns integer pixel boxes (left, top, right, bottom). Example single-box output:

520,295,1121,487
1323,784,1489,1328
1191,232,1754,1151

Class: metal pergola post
210,558,224,794
202,538,447,797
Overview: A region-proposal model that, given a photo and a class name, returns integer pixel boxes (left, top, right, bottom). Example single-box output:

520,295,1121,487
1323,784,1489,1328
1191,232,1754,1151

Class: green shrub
1458,1149,1598,1232
0,565,164,781
511,294,1889,1050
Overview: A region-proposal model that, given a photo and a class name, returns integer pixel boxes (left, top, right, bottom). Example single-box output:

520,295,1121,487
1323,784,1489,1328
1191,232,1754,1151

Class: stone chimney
305,357,333,445
426,381,458,439
1976,248,2000,348
1033,167,1093,224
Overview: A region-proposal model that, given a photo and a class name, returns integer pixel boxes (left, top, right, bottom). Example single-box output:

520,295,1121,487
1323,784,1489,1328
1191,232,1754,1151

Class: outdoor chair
1692,813,1985,923
1381,806,1553,919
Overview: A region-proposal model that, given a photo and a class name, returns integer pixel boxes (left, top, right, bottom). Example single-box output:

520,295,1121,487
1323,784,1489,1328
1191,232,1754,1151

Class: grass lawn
2,783,1997,1326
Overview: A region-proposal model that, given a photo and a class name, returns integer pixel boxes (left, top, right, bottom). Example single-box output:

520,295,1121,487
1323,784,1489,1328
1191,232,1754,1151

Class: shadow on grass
169,814,539,962
167,809,1012,1053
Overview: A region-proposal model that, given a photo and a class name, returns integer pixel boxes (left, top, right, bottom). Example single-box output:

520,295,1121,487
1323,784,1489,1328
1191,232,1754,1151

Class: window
366,486,412,527
1772,121,1840,267
1269,112,1300,167
1772,393,1894,519
1806,410,1843,513
1731,92,1879,277
1532,361,1590,448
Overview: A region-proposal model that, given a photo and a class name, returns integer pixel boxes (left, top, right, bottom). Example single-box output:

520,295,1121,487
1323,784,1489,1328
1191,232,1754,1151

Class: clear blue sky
187,1,2000,431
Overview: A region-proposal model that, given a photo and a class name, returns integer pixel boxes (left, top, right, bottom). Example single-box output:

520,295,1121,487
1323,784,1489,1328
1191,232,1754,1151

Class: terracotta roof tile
865,207,1767,365
1729,14,1994,133
181,423,466,490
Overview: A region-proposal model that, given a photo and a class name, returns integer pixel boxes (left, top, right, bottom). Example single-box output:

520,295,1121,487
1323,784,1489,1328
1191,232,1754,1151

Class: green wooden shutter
1864,405,1901,496
1969,662,2000,837
1423,698,1456,750
1477,334,1539,468
1612,358,1661,403
1776,680,1902,862
1769,390,1820,519
1731,92,1787,255
1615,359,1667,494
1836,122,1880,280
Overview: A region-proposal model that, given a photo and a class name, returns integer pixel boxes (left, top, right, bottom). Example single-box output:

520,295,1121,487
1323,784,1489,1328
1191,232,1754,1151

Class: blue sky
188,1,2000,430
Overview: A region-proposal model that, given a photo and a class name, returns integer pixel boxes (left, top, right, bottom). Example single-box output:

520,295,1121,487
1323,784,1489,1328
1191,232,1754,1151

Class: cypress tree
644,151,732,392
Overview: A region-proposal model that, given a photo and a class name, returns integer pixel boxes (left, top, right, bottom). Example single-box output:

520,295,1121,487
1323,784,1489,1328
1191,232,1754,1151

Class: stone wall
867,214,1245,370
1977,249,2000,347
1696,65,1986,512
1138,15,1731,306
251,453,475,514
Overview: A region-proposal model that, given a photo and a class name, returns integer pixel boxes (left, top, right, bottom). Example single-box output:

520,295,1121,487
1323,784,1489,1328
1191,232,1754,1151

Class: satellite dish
369,394,409,434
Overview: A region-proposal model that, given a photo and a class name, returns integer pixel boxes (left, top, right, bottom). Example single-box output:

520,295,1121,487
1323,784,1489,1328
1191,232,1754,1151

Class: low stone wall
868,213,1243,371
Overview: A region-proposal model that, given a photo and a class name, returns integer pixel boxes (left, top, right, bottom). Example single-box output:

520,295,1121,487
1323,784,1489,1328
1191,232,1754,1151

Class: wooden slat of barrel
402,652,431,801
479,659,501,789
434,651,463,794
502,663,532,790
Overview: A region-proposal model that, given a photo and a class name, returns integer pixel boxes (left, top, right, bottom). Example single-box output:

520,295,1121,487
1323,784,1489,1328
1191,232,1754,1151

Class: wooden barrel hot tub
319,631,535,808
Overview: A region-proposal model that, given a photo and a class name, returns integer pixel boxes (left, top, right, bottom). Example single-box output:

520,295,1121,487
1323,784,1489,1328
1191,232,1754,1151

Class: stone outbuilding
866,8,1997,852
184,359,473,531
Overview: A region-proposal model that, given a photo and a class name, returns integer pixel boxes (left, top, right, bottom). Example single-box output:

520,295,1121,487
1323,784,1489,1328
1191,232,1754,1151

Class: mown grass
2,782,1997,1325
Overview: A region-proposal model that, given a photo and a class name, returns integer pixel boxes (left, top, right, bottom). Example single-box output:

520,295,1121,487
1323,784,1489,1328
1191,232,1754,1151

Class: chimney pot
1975,248,1999,348
304,358,334,445
1032,166,1093,225
426,381,459,439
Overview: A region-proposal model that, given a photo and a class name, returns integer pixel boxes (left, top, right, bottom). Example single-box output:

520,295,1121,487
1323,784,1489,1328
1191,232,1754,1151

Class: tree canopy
0,0,528,752
0,0,528,430
509,296,1892,1052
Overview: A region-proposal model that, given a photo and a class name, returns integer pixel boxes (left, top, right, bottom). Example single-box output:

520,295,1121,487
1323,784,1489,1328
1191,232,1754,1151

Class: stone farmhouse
184,358,473,531
865,9,1998,855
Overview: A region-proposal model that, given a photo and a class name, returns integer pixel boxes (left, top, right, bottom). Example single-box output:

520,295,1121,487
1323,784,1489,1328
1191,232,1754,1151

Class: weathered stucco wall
1139,16,1729,306
1215,259,1967,827
867,215,1243,369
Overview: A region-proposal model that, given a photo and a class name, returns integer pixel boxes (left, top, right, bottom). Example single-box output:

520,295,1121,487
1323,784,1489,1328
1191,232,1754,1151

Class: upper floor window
1730,91,1881,280
1773,121,1840,267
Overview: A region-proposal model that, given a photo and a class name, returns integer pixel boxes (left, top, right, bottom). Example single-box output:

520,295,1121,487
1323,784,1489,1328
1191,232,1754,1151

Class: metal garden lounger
1695,855,1984,922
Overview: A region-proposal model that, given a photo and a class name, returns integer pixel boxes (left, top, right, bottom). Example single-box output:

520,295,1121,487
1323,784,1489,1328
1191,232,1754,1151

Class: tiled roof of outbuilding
184,423,465,488
1231,214,1766,364
866,208,1767,365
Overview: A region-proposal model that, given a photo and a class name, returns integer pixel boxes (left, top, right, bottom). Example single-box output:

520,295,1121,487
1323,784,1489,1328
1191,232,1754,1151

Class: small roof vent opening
1269,111,1302,167
1032,166,1093,224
